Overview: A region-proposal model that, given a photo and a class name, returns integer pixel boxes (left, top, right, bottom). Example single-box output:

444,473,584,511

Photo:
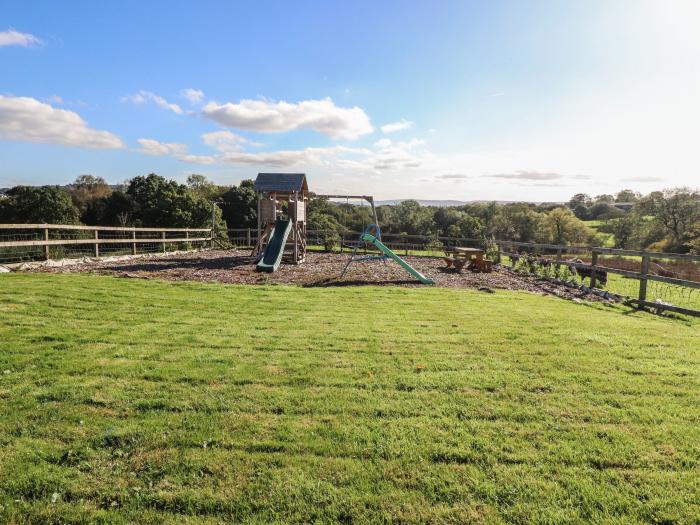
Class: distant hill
376,199,468,207
376,199,565,207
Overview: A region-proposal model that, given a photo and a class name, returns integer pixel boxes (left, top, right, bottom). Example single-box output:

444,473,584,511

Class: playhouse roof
254,173,308,194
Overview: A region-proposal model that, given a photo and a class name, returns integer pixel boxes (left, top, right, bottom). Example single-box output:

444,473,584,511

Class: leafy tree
0,186,80,224
607,213,644,249
307,214,342,251
615,189,641,202
187,174,224,201
125,173,219,229
537,207,593,245
589,201,624,220
89,191,134,226
594,194,615,204
219,180,257,229
68,175,113,224
489,205,539,241
567,193,593,220
641,188,700,251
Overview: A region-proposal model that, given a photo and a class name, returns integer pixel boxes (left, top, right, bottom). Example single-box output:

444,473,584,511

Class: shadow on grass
303,278,419,288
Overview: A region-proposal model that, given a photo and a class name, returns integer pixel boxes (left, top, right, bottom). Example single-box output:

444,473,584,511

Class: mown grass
0,274,698,524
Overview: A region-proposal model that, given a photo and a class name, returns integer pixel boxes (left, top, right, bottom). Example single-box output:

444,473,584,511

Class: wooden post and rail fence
1,224,697,316
0,224,212,266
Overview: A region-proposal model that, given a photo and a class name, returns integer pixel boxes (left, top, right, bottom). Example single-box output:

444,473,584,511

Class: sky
1,0,699,201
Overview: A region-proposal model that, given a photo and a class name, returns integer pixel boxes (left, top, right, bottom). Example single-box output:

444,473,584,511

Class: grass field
583,220,615,247
1,274,699,524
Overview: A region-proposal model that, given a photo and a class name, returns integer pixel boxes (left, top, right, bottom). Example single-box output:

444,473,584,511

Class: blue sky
1,0,698,200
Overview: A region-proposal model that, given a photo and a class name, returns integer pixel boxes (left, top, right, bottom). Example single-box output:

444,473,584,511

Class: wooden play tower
252,173,308,264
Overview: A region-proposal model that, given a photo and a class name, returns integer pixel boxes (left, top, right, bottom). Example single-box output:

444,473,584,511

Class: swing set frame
312,194,381,241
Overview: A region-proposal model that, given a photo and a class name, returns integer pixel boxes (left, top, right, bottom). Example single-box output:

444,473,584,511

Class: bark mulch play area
28,249,615,303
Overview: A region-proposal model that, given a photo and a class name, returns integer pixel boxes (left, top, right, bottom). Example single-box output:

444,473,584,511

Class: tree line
0,174,697,253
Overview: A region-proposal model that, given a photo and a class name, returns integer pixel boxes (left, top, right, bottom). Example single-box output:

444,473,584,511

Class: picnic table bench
443,247,493,273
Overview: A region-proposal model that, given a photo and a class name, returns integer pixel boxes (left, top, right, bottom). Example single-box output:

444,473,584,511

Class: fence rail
496,240,699,317
0,223,212,264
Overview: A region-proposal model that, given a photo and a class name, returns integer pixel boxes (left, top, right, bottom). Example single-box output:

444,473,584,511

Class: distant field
584,220,615,247
0,275,698,523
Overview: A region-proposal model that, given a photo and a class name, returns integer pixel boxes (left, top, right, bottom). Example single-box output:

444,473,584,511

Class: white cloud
621,176,665,183
136,138,187,156
202,97,373,139
0,95,123,149
201,130,249,152
380,119,414,134
135,130,429,173
181,88,204,105
178,154,216,165
435,174,471,181
123,90,183,114
0,28,41,47
483,171,565,181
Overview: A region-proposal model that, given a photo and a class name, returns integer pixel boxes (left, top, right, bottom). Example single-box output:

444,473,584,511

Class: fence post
131,229,137,255
589,250,599,288
639,253,650,305
161,231,166,253
555,247,562,273
94,230,99,257
44,227,50,260
246,228,251,246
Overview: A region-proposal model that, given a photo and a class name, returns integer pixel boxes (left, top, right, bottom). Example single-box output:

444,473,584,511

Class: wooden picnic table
445,247,484,261
443,247,492,273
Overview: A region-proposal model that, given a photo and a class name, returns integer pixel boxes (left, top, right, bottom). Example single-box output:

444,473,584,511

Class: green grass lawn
0,274,698,524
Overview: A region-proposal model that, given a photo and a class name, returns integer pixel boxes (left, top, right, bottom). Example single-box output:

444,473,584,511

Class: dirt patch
27,249,618,303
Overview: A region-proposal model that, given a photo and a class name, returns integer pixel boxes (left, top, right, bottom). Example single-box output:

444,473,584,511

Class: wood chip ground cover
28,249,614,303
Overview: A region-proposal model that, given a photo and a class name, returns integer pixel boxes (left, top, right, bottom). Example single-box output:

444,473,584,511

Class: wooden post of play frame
589,249,599,288
44,227,50,260
639,253,650,304
161,231,166,253
94,230,99,257
131,229,137,255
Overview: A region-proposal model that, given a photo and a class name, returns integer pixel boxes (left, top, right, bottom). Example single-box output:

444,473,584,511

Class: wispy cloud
380,119,414,134
621,176,664,182
483,170,564,181
202,97,373,139
181,88,204,105
0,28,41,47
137,131,430,172
435,174,470,181
201,130,250,152
0,95,123,149
122,90,183,114
136,138,187,156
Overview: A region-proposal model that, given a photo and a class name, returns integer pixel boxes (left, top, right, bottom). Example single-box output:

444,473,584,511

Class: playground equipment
256,218,292,272
342,224,434,285
253,173,308,270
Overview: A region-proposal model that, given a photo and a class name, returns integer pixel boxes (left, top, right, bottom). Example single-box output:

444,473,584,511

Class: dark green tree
0,186,80,224
219,180,257,229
